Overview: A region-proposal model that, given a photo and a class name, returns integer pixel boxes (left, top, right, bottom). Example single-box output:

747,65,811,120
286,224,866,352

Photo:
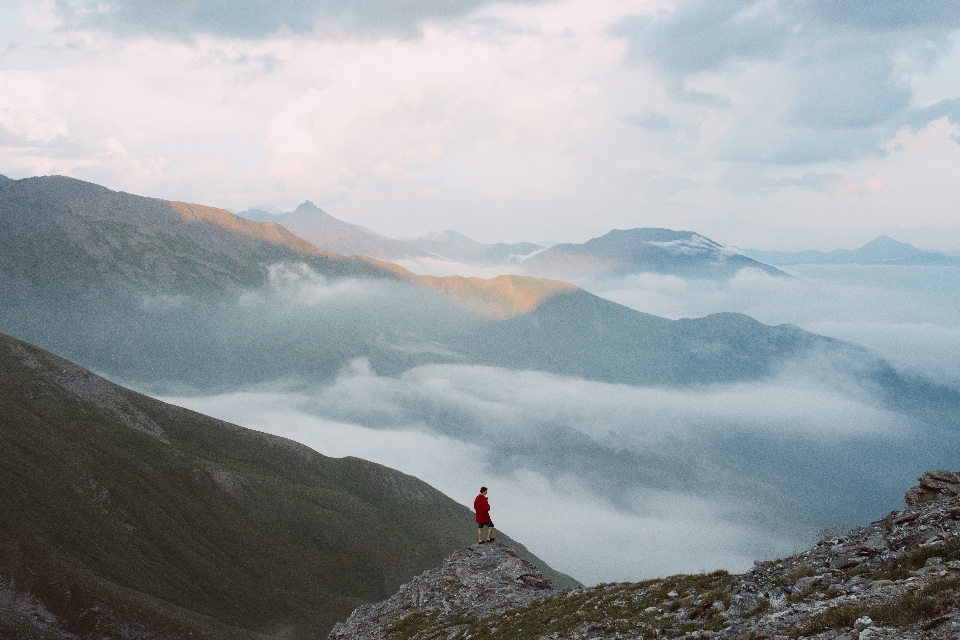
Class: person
474,486,495,544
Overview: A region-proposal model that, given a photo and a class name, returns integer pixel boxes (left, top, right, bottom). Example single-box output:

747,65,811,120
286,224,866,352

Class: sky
3,0,960,249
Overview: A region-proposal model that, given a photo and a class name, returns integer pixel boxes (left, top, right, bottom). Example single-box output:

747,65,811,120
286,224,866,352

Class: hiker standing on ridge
474,487,495,544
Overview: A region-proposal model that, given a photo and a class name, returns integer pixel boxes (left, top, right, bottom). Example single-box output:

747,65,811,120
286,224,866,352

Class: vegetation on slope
0,333,574,639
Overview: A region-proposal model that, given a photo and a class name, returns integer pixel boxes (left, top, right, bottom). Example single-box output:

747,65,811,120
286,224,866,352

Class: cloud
40,0,546,40
3,0,960,246
586,264,960,388
793,1,960,31
159,383,801,581
623,110,672,132
629,168,698,199
615,1,790,78
718,165,887,197
155,344,946,583
612,0,960,165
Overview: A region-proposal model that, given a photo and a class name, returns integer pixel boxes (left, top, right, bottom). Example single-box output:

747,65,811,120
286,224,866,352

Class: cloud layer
159,348,950,584
588,264,960,388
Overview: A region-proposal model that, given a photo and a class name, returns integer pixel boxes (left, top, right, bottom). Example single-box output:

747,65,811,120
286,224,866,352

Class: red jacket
474,494,491,523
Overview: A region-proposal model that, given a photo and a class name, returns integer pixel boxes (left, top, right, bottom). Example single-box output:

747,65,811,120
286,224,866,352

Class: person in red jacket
474,486,495,544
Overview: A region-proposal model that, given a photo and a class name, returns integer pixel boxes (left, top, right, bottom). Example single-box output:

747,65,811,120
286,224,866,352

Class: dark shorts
477,521,494,529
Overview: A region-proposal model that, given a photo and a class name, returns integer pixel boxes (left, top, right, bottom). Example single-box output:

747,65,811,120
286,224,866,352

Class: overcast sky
3,0,960,249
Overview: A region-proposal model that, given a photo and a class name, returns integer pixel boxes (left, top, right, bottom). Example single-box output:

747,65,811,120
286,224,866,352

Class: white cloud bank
588,265,960,388
159,353,923,584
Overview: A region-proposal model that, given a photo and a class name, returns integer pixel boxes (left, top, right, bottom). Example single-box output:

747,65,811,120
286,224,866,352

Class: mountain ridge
743,235,960,266
0,332,577,640
521,228,787,280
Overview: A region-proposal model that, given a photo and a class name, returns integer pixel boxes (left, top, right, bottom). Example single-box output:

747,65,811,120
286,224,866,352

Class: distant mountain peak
862,234,909,249
523,227,783,280
411,229,481,247
294,200,326,214
404,230,544,266
733,235,960,267
0,174,11,181
592,227,703,243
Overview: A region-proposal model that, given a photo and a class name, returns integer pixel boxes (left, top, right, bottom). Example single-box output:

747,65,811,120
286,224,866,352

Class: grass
380,570,737,640
871,536,960,581
788,575,960,637
0,335,573,640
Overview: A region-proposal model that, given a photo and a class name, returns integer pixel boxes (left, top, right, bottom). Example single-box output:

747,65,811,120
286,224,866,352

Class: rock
328,541,554,640
331,470,960,640
905,470,960,505
794,576,820,591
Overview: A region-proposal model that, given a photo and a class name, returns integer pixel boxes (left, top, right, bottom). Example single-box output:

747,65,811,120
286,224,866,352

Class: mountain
521,228,787,280
6,176,960,592
237,207,543,267
332,471,960,640
0,175,838,390
238,201,428,261
744,235,960,266
0,333,576,640
404,229,543,266
0,176,404,293
235,204,284,221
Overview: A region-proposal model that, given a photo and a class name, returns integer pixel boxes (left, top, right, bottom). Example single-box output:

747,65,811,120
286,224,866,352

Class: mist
158,352,955,585
12,259,957,584
586,265,960,389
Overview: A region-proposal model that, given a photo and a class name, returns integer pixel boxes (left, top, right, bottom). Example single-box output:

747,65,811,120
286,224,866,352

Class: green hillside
0,333,576,640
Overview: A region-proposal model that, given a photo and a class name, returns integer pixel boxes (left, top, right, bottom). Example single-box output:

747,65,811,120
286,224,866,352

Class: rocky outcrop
331,472,960,640
328,542,555,639
904,470,960,506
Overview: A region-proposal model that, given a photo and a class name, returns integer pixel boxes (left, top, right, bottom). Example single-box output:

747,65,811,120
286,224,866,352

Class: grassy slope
0,333,576,640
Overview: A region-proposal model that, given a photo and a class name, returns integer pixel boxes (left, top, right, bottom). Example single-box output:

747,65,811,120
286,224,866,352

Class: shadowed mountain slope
0,176,832,390
744,235,960,266
522,228,786,280
0,333,576,640
3,174,957,429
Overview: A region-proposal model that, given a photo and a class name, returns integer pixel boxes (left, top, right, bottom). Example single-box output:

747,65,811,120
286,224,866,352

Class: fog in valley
147,262,960,585
591,265,960,389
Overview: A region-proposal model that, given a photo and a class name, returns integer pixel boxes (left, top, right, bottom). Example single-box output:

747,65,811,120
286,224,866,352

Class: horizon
3,171,958,254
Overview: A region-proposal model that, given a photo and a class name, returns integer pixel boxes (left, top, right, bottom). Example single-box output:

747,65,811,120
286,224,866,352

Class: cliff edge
331,471,960,639
329,541,555,639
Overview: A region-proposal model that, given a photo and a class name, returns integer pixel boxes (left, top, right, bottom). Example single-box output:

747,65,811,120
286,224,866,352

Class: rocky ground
329,471,960,640
328,541,555,639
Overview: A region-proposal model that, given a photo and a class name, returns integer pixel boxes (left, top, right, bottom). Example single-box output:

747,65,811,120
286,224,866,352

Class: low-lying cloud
159,351,943,584
587,265,960,389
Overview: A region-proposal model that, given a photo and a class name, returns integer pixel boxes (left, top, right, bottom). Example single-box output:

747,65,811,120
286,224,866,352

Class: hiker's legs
487,526,494,541
478,528,483,543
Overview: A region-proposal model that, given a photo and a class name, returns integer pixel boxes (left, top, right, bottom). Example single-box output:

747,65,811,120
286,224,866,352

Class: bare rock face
328,541,555,640
905,470,960,506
